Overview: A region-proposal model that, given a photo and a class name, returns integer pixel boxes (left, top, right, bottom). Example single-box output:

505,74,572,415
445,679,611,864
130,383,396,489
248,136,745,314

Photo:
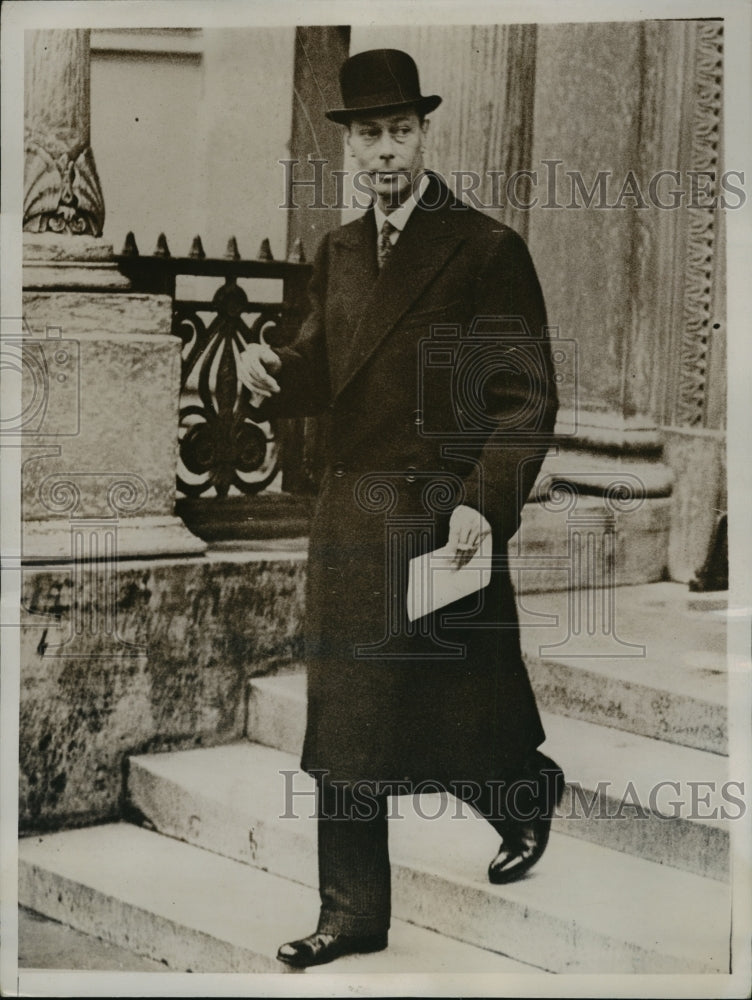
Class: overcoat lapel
334,178,465,401
326,211,378,394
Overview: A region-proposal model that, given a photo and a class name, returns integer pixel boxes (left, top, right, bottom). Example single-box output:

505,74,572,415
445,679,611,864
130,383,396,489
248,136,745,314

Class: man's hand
447,504,492,569
233,341,282,399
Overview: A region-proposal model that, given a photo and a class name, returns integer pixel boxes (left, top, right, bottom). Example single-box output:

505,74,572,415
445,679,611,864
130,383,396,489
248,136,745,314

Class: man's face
346,109,429,209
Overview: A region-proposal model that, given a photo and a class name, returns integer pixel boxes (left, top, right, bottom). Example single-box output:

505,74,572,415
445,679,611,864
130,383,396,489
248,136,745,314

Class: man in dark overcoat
238,48,564,967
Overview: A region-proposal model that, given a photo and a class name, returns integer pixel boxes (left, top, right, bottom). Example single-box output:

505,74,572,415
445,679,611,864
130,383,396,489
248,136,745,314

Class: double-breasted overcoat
265,174,558,788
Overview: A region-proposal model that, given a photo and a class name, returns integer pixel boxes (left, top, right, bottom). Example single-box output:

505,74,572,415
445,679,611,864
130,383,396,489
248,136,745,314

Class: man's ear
421,118,431,140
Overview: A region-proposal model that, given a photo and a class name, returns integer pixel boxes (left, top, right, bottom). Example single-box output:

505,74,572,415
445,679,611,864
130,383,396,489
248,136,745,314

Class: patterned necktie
377,219,396,269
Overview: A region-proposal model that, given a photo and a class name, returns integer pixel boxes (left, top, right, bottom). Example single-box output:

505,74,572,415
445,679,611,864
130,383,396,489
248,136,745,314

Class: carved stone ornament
23,140,105,237
676,22,723,427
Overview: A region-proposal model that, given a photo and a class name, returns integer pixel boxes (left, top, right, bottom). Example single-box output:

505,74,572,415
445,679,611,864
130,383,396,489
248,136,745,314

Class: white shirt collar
374,172,430,238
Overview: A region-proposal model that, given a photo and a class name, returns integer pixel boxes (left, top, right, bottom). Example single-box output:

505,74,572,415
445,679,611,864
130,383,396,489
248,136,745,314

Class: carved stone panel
674,22,724,430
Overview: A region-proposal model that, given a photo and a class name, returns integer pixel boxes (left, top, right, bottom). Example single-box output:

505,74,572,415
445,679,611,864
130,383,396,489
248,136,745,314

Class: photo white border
2,1,751,997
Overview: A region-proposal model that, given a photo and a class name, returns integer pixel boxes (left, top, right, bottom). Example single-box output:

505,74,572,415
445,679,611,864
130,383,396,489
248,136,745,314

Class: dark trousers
315,764,556,936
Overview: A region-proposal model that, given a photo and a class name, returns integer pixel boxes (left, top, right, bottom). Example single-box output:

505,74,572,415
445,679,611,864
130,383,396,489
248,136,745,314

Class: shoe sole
276,939,388,968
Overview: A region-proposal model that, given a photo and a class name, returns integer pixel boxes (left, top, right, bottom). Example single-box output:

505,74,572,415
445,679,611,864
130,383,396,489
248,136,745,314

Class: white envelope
406,531,493,622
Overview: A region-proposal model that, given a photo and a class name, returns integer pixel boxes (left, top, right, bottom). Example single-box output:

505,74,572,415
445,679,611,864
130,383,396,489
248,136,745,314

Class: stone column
20,28,205,561
195,28,295,256
655,22,726,583
24,30,104,238
522,21,677,586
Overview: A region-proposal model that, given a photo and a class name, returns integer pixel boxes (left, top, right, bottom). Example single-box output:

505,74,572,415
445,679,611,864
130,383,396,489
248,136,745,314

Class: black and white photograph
1,1,751,996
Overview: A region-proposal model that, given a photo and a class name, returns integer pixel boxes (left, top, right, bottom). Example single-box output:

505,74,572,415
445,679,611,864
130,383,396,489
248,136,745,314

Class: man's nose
376,134,396,159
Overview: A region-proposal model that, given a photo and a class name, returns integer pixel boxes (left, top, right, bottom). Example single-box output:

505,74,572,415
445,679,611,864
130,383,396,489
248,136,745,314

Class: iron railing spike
189,235,206,260
257,238,274,261
120,231,139,257
225,236,241,261
287,237,306,263
154,233,171,258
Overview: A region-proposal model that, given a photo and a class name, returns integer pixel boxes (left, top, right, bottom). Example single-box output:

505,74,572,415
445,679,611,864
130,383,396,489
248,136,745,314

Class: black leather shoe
488,753,565,885
488,817,550,884
276,930,388,968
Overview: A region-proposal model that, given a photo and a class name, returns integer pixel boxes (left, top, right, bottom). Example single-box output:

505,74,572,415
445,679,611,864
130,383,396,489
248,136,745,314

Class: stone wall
90,28,296,259
19,548,306,832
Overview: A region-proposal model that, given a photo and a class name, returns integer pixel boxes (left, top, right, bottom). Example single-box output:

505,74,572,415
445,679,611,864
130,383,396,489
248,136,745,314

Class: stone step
126,743,730,973
18,905,169,972
246,672,732,880
518,583,727,754
526,656,726,756
253,581,727,756
18,823,540,976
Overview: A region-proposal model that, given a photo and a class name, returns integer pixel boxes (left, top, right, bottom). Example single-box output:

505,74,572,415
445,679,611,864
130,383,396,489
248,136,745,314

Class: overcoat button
334,462,346,478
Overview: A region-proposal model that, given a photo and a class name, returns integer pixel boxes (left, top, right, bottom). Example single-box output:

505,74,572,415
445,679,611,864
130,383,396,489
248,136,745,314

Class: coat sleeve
254,234,332,419
460,226,558,542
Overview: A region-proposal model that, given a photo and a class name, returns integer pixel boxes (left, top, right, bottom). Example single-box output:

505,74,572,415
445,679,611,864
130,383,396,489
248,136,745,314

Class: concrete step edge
126,743,730,973
526,656,726,755
246,673,731,880
18,824,544,975
263,655,727,754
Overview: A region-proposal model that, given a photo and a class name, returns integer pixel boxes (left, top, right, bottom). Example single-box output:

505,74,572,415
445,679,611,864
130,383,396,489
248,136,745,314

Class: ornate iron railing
116,233,318,540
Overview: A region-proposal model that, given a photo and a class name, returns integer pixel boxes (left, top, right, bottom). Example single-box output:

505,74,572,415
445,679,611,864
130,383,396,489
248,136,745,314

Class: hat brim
325,94,442,125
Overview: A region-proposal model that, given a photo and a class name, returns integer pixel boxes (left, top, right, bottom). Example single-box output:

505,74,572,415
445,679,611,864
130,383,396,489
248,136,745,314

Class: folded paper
406,531,493,622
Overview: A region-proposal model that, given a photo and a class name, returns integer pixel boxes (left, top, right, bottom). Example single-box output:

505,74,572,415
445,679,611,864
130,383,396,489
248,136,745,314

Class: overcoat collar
329,173,466,400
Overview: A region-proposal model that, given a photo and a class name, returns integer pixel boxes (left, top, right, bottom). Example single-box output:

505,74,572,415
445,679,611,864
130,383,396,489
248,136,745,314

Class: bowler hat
325,49,442,124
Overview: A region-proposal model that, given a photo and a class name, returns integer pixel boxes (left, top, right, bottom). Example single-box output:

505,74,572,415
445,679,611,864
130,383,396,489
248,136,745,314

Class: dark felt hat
325,49,442,124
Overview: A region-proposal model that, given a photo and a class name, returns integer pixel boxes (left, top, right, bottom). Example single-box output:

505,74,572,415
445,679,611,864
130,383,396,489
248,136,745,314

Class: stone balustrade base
22,515,206,563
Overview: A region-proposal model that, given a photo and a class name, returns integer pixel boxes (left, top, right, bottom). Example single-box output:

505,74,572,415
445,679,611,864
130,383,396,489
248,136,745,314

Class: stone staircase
18,583,734,975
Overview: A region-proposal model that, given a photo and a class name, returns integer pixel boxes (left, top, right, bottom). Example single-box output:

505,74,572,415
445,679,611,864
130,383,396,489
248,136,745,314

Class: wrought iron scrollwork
115,233,315,538
175,277,283,498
